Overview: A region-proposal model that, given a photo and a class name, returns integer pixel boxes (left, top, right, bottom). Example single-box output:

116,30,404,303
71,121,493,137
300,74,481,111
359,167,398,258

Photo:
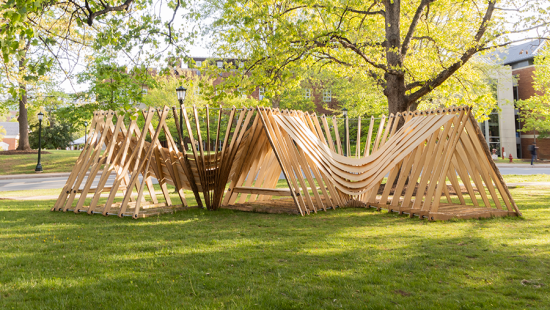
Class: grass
1,185,550,309
501,174,550,183
0,150,81,175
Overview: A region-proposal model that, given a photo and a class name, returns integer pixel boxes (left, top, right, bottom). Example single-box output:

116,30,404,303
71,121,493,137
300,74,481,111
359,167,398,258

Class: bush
29,119,76,150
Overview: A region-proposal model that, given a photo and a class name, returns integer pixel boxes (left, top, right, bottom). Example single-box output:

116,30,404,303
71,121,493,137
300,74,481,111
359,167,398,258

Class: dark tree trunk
384,0,409,117
16,59,31,151
385,74,408,115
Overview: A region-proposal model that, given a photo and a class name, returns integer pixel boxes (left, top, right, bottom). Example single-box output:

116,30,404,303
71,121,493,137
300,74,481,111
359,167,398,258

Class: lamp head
176,86,187,101
84,121,88,127
342,108,348,117
37,111,44,121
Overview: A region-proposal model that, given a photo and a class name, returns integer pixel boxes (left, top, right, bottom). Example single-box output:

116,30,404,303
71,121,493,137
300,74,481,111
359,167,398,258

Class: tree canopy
205,0,550,115
517,45,550,141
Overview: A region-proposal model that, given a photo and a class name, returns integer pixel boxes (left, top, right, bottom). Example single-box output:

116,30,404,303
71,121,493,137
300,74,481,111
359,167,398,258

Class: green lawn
1,185,549,309
0,150,81,175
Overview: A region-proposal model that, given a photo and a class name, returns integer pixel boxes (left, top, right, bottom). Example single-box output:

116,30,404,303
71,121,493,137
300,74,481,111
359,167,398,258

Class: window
217,61,223,68
142,88,148,95
195,60,202,67
259,87,265,100
304,88,312,99
239,62,244,69
195,86,200,96
323,89,332,102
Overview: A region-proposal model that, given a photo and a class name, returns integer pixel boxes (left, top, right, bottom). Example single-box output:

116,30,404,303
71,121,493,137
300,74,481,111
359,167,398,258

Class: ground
0,150,80,175
0,185,549,309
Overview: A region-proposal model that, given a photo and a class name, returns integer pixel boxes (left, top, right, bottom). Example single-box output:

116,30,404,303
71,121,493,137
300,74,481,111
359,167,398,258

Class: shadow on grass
1,192,549,309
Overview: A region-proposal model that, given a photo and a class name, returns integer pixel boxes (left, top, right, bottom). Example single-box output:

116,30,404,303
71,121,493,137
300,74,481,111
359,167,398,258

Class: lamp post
342,108,348,157
35,112,44,172
176,86,187,150
84,121,88,145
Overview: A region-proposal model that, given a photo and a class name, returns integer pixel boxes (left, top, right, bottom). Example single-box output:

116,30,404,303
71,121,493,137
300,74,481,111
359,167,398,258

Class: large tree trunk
16,86,31,150
385,74,408,115
384,0,409,117
16,63,31,151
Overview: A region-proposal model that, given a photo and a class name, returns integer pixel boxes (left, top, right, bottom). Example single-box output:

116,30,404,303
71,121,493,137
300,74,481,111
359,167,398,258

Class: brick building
488,39,548,159
0,122,19,150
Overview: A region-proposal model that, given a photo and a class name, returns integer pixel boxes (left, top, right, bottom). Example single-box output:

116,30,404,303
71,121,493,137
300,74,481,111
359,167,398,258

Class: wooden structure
52,105,521,220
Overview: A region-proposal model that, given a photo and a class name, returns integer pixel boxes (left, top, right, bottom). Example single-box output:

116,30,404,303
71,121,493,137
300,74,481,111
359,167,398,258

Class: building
486,39,548,159
0,122,19,150
0,110,18,122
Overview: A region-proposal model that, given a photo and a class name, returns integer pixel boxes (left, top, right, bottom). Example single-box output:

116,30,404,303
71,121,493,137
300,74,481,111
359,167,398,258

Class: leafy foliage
0,125,6,150
516,46,550,139
29,120,76,150
204,0,550,115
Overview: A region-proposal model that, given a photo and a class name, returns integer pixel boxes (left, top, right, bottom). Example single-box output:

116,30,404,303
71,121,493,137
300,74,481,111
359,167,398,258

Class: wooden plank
257,108,305,215
332,116,343,155
363,116,375,157
356,116,361,157
372,115,386,152
233,187,293,196
172,106,203,208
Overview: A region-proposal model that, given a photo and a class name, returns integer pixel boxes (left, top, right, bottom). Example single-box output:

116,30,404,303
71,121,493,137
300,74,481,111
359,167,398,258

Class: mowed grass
1,186,549,309
0,150,81,175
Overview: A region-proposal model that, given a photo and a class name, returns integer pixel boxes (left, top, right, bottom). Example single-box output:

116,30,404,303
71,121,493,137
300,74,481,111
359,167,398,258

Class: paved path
0,164,548,193
0,173,158,193
498,167,550,175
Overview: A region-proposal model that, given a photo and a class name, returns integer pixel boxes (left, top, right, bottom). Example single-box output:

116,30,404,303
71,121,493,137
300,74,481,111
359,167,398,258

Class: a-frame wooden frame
52,105,520,220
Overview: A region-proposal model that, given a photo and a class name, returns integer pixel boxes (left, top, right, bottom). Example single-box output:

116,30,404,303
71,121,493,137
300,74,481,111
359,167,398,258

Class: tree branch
326,34,393,73
83,0,136,26
167,0,181,44
405,80,424,91
406,0,496,105
401,0,435,56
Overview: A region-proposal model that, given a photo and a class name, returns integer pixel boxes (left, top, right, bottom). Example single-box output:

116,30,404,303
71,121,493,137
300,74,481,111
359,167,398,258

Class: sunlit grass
0,185,549,309
0,150,81,175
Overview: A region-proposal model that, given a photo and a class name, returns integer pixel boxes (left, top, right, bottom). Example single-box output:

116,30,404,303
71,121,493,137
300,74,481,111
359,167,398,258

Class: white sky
58,1,213,94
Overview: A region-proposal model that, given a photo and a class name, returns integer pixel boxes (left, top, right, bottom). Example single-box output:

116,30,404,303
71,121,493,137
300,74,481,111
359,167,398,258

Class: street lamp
84,121,88,145
342,108,348,157
35,112,44,172
176,86,187,150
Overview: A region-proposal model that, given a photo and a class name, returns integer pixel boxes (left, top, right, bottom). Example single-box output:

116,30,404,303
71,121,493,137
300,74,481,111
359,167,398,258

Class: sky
58,1,212,94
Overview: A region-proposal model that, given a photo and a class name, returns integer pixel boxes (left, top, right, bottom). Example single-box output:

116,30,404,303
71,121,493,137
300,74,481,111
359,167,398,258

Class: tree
517,46,550,142
1,0,197,150
143,71,210,108
29,117,77,150
0,125,6,150
206,0,550,117
276,69,387,116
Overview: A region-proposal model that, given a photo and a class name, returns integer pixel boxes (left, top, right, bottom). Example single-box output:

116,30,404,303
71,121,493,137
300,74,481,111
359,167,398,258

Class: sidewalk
496,163,550,168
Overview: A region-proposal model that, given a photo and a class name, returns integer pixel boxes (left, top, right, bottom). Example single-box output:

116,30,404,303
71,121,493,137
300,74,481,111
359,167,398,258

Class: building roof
0,122,19,136
71,136,86,145
491,39,547,65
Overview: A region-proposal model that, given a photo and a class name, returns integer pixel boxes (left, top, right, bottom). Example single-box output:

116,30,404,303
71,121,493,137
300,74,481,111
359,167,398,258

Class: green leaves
516,46,550,138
